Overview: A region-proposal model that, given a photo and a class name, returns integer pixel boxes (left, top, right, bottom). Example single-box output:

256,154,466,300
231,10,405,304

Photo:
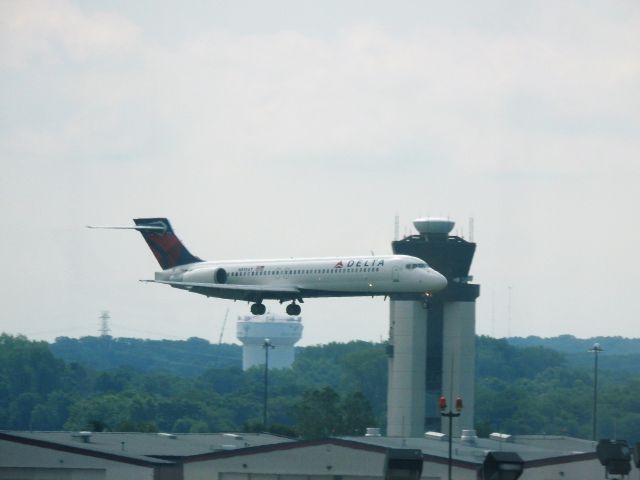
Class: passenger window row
230,267,381,277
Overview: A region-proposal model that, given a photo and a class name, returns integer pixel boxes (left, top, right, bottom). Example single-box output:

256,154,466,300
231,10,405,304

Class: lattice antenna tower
99,311,111,337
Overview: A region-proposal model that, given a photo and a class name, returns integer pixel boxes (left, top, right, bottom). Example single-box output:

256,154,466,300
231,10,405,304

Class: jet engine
182,267,228,284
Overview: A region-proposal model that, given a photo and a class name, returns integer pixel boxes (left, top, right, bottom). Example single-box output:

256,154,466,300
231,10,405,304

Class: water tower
236,313,303,370
387,218,479,437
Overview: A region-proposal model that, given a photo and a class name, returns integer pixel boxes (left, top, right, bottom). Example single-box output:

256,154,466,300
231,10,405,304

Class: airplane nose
431,270,447,291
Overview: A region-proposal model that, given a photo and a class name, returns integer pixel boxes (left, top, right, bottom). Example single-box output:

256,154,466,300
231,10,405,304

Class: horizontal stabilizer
87,225,167,232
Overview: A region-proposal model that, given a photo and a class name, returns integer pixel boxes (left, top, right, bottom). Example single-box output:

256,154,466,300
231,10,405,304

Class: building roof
340,434,598,468
0,431,293,465
1,430,598,470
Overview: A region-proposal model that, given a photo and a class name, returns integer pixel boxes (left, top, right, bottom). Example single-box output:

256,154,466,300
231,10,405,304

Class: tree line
1,333,638,442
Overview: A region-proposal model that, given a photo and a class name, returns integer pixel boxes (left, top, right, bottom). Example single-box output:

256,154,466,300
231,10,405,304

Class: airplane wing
143,280,301,302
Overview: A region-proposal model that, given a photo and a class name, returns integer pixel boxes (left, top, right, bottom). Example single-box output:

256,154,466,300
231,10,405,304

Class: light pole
439,395,463,480
588,343,604,440
262,338,275,429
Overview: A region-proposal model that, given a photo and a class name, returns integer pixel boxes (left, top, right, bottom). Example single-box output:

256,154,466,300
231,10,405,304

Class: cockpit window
405,263,428,269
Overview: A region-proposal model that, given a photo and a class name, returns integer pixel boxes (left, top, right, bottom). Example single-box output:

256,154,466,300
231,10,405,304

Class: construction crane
218,308,229,345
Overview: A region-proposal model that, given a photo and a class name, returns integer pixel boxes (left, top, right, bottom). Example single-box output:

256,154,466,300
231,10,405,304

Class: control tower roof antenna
99,311,111,337
394,214,400,241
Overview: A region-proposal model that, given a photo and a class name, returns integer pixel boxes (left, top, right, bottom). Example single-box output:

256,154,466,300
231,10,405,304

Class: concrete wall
522,458,604,480
0,468,105,480
0,439,156,480
185,444,385,480
387,298,477,438
419,457,605,480
386,300,427,437
440,301,476,435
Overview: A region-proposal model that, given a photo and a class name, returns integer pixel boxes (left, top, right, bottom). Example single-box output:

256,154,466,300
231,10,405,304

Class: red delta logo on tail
334,260,344,269
133,218,202,270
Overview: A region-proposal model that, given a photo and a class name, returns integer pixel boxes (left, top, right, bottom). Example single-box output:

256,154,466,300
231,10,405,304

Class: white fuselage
156,254,447,297
91,217,449,314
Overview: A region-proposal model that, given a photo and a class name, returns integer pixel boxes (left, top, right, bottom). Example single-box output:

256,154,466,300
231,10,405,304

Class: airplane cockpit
405,262,429,270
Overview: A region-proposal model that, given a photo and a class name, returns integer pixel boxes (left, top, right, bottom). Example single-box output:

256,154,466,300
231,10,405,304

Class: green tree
0,334,65,400
295,387,342,439
30,390,74,430
339,346,387,420
340,392,376,435
64,394,132,431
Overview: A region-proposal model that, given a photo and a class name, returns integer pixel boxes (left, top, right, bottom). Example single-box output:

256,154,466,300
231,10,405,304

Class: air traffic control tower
387,218,480,437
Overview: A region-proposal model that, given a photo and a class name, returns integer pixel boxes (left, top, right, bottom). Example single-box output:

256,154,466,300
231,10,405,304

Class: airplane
89,217,448,316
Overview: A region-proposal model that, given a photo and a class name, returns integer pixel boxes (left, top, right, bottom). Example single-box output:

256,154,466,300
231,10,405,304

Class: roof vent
461,429,478,445
72,431,92,443
365,427,381,437
425,431,447,441
489,432,513,442
157,432,177,439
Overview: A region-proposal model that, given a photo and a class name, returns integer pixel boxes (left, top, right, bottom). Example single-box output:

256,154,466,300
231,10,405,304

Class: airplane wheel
251,303,266,315
286,303,301,316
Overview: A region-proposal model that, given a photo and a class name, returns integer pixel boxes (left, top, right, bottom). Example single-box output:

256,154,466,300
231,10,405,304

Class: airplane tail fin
132,218,203,269
88,218,202,269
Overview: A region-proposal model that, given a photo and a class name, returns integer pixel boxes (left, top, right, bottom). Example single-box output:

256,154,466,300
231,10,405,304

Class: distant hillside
51,336,241,376
51,334,640,378
508,335,640,354
507,335,640,374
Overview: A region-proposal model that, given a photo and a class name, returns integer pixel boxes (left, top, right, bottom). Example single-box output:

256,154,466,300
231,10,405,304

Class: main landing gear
249,302,301,316
250,303,266,315
286,303,301,316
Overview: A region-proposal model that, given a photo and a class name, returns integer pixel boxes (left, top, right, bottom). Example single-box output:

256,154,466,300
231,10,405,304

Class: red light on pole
455,396,463,412
439,395,447,412
440,394,463,480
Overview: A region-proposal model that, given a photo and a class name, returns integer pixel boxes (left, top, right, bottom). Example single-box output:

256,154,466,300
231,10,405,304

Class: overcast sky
1,1,639,345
